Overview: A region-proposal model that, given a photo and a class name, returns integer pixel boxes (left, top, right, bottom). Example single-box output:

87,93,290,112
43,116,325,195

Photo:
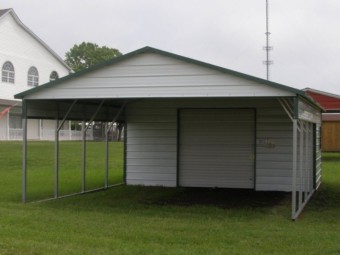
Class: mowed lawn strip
0,141,339,255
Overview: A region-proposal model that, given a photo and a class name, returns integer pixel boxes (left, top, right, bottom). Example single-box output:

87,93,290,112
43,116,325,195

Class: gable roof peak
0,8,11,17
0,8,71,72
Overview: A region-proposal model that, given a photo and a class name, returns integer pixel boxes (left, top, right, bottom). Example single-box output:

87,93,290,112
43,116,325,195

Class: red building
305,88,340,152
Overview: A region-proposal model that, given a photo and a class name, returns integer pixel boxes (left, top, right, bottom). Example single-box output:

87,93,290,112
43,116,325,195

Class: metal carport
15,47,323,220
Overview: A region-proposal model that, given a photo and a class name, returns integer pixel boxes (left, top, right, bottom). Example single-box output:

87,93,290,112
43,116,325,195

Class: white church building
0,8,74,140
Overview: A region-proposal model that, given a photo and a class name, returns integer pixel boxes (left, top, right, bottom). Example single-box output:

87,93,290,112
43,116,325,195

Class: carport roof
304,88,340,112
15,46,309,100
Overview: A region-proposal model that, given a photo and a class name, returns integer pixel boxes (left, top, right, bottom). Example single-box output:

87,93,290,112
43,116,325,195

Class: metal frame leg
22,100,28,203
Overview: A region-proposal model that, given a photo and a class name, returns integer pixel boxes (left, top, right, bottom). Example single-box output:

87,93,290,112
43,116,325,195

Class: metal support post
82,121,86,193
54,117,59,198
305,123,308,198
54,101,78,198
105,122,109,189
82,100,105,193
105,102,127,188
22,100,28,203
306,123,311,195
292,119,298,219
6,107,10,140
299,121,304,206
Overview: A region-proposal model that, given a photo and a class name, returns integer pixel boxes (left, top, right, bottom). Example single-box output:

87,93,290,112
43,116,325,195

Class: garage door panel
180,154,253,160
181,135,254,143
183,114,254,122
181,125,253,132
180,150,254,157
179,109,255,189
180,157,254,165
180,172,253,177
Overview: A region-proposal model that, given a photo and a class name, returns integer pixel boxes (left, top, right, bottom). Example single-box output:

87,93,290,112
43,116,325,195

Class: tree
65,42,123,141
115,121,124,142
65,42,122,72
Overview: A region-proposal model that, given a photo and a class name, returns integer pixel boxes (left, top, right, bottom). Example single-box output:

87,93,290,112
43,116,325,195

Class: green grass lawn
0,141,339,255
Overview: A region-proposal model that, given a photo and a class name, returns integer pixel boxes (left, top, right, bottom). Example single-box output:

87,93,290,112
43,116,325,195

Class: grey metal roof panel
14,46,315,106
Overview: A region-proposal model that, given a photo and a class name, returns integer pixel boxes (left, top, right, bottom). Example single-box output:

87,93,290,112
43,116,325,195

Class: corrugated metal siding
315,124,322,189
23,53,294,100
126,98,296,191
256,106,293,191
179,109,255,188
125,104,177,186
297,122,314,191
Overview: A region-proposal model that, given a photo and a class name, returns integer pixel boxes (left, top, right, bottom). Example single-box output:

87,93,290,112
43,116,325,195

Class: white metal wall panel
125,104,178,186
125,98,297,191
256,105,293,191
22,53,295,100
179,109,255,188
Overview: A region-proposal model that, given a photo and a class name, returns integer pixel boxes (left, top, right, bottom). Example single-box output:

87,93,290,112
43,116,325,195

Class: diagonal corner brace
84,100,105,132
57,100,78,132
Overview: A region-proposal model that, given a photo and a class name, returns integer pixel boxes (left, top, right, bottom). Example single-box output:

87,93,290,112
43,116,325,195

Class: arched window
2,61,15,83
28,66,39,86
49,71,59,81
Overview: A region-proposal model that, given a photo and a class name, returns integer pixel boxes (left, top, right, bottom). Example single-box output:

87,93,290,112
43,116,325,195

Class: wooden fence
322,121,340,152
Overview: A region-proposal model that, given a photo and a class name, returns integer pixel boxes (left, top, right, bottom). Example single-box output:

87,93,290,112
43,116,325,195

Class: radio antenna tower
263,0,273,80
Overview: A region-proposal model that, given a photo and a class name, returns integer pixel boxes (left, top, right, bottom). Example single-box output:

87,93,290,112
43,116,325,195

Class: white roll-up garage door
179,108,255,188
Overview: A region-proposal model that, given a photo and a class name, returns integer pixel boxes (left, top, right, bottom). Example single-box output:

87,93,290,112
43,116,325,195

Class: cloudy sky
2,0,340,94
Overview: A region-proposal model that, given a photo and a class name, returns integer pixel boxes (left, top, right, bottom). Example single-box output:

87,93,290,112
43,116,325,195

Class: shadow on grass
145,187,289,209
40,185,290,213
31,179,340,223
308,184,340,210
